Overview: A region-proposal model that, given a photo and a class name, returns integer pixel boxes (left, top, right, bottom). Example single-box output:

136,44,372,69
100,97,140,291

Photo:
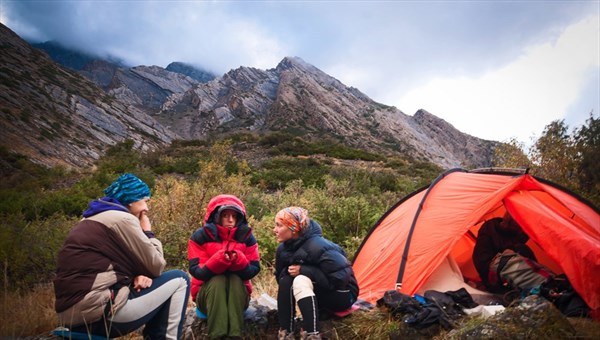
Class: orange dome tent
352,168,600,313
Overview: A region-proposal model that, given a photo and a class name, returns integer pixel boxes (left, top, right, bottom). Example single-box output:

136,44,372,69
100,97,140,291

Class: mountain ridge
155,55,495,167
1,23,497,170
0,23,178,169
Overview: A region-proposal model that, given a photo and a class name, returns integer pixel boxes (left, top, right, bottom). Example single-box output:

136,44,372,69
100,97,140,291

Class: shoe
300,330,321,340
278,329,295,340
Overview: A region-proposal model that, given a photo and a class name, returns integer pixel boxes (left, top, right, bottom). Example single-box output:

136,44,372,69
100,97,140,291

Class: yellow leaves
492,137,530,170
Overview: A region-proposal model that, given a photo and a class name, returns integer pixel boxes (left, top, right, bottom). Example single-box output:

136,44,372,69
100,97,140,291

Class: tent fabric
352,168,600,312
416,255,494,306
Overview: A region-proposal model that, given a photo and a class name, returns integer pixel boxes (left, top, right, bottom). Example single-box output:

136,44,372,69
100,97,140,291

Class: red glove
205,250,231,274
229,250,249,271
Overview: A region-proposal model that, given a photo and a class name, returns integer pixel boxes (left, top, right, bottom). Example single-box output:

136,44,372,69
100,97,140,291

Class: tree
492,114,600,207
492,137,530,170
530,120,578,190
573,112,600,206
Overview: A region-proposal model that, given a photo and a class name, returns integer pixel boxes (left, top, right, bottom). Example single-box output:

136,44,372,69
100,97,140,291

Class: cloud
1,0,597,144
1,1,288,73
395,15,599,144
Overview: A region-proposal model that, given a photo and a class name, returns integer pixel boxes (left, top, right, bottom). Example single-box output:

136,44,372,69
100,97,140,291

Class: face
128,198,149,216
273,218,295,243
500,212,522,233
220,209,238,228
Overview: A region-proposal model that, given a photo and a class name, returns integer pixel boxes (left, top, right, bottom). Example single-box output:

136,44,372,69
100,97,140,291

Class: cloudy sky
1,0,598,146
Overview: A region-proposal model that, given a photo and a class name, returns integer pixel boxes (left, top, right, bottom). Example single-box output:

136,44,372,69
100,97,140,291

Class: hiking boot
278,329,295,340
300,330,321,340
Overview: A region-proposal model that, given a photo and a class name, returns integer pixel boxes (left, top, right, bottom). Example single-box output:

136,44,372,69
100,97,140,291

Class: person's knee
227,274,247,295
160,269,190,286
161,270,190,298
292,275,315,301
208,274,227,285
279,274,294,288
201,275,228,297
197,275,229,310
228,273,243,285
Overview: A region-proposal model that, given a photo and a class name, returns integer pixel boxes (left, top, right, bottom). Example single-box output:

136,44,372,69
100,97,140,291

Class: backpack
490,249,553,290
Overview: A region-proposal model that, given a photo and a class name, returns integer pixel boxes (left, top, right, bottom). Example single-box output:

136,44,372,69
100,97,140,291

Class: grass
0,283,57,337
0,267,279,338
2,272,599,339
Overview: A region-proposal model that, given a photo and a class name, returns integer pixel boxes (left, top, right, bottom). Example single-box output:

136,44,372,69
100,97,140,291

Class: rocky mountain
33,42,216,116
0,23,178,169
156,56,496,168
2,22,498,170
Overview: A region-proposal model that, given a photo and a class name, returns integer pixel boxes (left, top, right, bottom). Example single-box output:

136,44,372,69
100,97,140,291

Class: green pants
197,274,249,338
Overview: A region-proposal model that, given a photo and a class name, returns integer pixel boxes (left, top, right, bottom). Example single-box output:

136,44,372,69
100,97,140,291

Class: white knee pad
292,275,315,301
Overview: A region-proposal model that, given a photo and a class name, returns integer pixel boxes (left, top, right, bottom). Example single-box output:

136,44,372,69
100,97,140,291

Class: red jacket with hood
188,195,260,300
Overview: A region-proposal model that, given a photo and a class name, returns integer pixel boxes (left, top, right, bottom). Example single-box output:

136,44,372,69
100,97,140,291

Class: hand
133,275,152,292
139,211,152,232
224,251,236,262
206,250,232,274
288,264,301,277
229,250,248,271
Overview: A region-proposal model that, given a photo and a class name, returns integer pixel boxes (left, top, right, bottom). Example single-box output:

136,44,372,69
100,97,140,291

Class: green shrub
251,214,279,267
0,213,77,288
258,131,296,147
251,156,330,190
96,139,151,177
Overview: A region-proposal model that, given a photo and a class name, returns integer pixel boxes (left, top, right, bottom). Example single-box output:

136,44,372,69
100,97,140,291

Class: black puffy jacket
274,219,359,298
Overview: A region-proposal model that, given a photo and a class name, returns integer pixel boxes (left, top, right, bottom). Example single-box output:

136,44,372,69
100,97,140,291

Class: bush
251,215,279,268
258,131,296,147
250,156,330,190
0,213,77,289
306,177,392,245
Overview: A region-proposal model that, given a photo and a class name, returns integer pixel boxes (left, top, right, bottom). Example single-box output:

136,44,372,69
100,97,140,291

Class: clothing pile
377,288,478,329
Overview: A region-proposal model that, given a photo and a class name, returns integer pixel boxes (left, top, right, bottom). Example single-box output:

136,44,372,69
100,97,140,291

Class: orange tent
352,168,600,312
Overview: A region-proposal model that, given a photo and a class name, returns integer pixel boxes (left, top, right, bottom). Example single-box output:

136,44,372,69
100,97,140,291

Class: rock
447,295,576,338
182,298,280,339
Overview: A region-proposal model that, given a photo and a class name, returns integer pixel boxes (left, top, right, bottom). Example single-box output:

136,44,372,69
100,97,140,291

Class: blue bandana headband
104,173,151,206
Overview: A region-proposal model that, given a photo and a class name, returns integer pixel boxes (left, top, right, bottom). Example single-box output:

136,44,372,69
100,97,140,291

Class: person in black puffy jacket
273,207,359,340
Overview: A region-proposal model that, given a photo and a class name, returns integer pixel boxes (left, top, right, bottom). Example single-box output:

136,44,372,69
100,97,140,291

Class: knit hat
217,204,244,217
103,173,151,206
276,207,309,233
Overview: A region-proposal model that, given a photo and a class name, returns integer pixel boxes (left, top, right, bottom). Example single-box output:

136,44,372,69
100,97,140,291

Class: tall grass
0,267,278,337
0,283,57,337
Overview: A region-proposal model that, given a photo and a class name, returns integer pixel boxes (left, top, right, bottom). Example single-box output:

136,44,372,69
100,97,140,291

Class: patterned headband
276,207,309,233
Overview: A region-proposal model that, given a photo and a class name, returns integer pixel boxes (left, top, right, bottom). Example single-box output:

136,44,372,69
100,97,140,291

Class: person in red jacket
188,194,260,339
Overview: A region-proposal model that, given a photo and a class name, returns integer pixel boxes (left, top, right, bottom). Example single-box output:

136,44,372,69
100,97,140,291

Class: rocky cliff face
157,56,497,168
413,109,496,168
106,65,201,114
0,23,178,169
4,22,498,170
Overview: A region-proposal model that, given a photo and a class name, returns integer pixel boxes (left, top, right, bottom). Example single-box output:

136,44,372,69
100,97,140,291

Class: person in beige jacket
53,173,190,339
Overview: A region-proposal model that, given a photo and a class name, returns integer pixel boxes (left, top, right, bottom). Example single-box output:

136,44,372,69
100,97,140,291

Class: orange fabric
353,171,600,311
